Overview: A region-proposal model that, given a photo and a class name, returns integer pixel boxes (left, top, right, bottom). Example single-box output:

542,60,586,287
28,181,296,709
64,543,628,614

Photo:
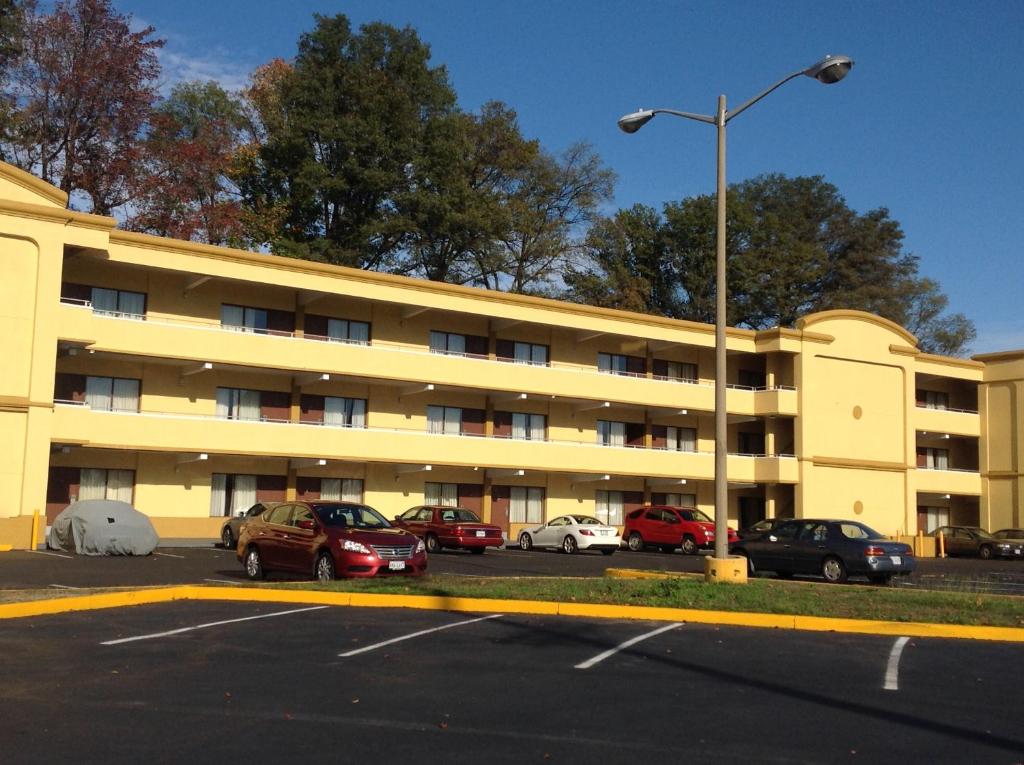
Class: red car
623,505,738,554
237,501,427,581
393,505,504,554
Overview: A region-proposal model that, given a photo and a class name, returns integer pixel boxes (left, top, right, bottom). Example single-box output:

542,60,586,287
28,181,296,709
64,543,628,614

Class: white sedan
518,515,621,555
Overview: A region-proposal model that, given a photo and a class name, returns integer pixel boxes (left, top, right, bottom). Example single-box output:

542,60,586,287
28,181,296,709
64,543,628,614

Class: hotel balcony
56,301,799,417
50,402,799,484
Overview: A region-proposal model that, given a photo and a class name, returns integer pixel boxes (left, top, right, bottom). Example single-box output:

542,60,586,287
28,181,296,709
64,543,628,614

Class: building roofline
0,162,69,208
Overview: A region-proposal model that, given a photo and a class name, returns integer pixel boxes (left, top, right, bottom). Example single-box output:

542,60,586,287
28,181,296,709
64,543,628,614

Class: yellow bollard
937,530,946,558
30,509,40,551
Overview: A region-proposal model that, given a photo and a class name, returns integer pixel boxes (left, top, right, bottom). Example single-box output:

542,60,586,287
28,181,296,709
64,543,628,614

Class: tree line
0,0,974,354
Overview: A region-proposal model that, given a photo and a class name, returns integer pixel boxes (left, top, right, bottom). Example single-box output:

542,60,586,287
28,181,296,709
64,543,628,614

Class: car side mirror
236,510,245,517
394,515,402,521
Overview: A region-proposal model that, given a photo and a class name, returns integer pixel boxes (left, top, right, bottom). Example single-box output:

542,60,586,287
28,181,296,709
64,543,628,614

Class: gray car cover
47,499,159,556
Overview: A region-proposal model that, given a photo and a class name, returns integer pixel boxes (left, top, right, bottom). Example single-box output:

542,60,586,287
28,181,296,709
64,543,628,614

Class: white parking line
100,606,328,645
575,623,684,670
47,584,80,589
27,550,73,559
884,636,911,691
338,614,503,657
154,552,185,559
203,578,239,584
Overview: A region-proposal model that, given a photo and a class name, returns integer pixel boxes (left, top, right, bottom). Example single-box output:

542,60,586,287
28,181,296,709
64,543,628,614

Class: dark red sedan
393,505,504,554
237,501,427,581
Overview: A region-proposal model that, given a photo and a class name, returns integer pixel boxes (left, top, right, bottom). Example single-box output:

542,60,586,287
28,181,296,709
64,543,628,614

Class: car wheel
627,532,644,552
425,534,441,554
601,549,615,556
681,536,698,555
979,544,994,560
868,574,894,586
470,547,486,555
519,533,533,551
315,551,336,583
221,526,234,549
562,535,578,554
821,556,848,584
244,546,264,580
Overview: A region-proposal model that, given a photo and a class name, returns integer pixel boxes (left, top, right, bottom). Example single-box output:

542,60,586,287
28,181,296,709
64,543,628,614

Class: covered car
47,499,159,556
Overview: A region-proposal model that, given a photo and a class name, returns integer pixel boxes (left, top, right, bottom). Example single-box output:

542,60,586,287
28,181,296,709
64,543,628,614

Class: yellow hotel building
1,161,1021,549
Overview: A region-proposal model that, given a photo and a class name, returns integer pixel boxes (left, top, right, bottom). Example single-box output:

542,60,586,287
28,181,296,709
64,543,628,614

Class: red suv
623,505,738,554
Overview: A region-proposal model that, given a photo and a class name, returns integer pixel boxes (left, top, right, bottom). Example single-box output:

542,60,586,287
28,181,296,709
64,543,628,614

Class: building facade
1,162,1021,548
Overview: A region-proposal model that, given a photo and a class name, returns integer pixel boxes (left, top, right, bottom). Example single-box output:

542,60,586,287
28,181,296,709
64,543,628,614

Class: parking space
1,602,1022,763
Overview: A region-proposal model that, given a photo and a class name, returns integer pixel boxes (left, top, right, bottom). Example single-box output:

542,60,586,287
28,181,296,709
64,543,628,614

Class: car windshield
313,503,390,529
679,508,712,523
572,515,602,525
838,522,882,540
438,508,481,522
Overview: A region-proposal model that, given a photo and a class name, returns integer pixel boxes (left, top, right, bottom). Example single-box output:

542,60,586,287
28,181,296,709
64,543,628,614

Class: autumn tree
0,0,162,214
128,80,247,245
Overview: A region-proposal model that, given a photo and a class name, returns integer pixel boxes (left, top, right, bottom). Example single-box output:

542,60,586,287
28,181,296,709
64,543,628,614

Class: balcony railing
52,401,802,461
915,403,979,415
59,299,799,396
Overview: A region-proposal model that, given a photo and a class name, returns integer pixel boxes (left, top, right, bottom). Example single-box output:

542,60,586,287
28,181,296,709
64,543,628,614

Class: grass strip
248,574,1024,628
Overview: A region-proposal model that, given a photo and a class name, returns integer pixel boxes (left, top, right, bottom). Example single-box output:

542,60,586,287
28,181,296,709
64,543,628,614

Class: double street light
618,54,854,570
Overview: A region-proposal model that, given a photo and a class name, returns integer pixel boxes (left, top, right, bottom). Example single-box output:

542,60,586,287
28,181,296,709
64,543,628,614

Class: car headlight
342,539,371,554
416,538,426,553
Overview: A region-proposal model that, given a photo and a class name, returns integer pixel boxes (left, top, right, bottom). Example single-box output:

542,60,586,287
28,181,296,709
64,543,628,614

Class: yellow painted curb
1,585,1023,643
0,544,13,552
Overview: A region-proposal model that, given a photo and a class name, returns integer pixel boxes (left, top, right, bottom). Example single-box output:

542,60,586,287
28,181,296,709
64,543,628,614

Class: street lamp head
617,109,655,134
803,54,854,84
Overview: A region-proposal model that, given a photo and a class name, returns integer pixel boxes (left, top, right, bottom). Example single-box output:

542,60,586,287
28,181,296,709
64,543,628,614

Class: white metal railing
53,401,799,459
915,403,979,415
60,298,800,394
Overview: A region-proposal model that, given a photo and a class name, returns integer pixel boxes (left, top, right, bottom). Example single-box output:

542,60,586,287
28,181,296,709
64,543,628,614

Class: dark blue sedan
729,519,915,584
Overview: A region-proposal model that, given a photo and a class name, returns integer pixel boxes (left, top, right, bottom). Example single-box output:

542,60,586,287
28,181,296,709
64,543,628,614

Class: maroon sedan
393,505,504,554
237,501,427,581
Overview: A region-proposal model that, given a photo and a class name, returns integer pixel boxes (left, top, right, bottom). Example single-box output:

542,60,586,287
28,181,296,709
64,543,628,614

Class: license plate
476,530,485,537
1016,549,1021,555
890,555,902,565
388,560,406,571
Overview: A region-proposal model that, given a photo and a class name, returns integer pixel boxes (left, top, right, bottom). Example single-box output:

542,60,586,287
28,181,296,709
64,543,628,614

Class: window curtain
595,490,623,525
210,474,228,516
667,427,696,452
217,388,259,420
326,397,366,428
79,468,108,500
220,304,244,330
665,493,697,507
512,413,527,440
598,421,625,447
91,288,119,314
107,469,134,503
118,291,145,318
342,479,363,502
511,487,543,523
321,478,341,500
349,321,370,343
112,378,140,412
427,406,444,434
231,475,257,514
85,377,113,411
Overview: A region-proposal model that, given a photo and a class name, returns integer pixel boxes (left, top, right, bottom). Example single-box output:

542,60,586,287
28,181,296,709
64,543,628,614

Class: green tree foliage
566,173,975,356
128,80,247,245
0,0,162,214
235,14,458,270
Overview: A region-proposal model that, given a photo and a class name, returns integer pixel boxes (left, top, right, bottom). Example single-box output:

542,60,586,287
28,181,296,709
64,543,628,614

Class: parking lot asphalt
1,601,1022,764
2,543,1024,593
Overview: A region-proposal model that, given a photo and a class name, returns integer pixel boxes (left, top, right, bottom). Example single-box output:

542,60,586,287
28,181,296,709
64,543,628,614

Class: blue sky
118,0,1023,355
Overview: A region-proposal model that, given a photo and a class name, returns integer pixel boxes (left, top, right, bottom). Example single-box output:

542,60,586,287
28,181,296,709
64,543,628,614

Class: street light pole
618,54,853,569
